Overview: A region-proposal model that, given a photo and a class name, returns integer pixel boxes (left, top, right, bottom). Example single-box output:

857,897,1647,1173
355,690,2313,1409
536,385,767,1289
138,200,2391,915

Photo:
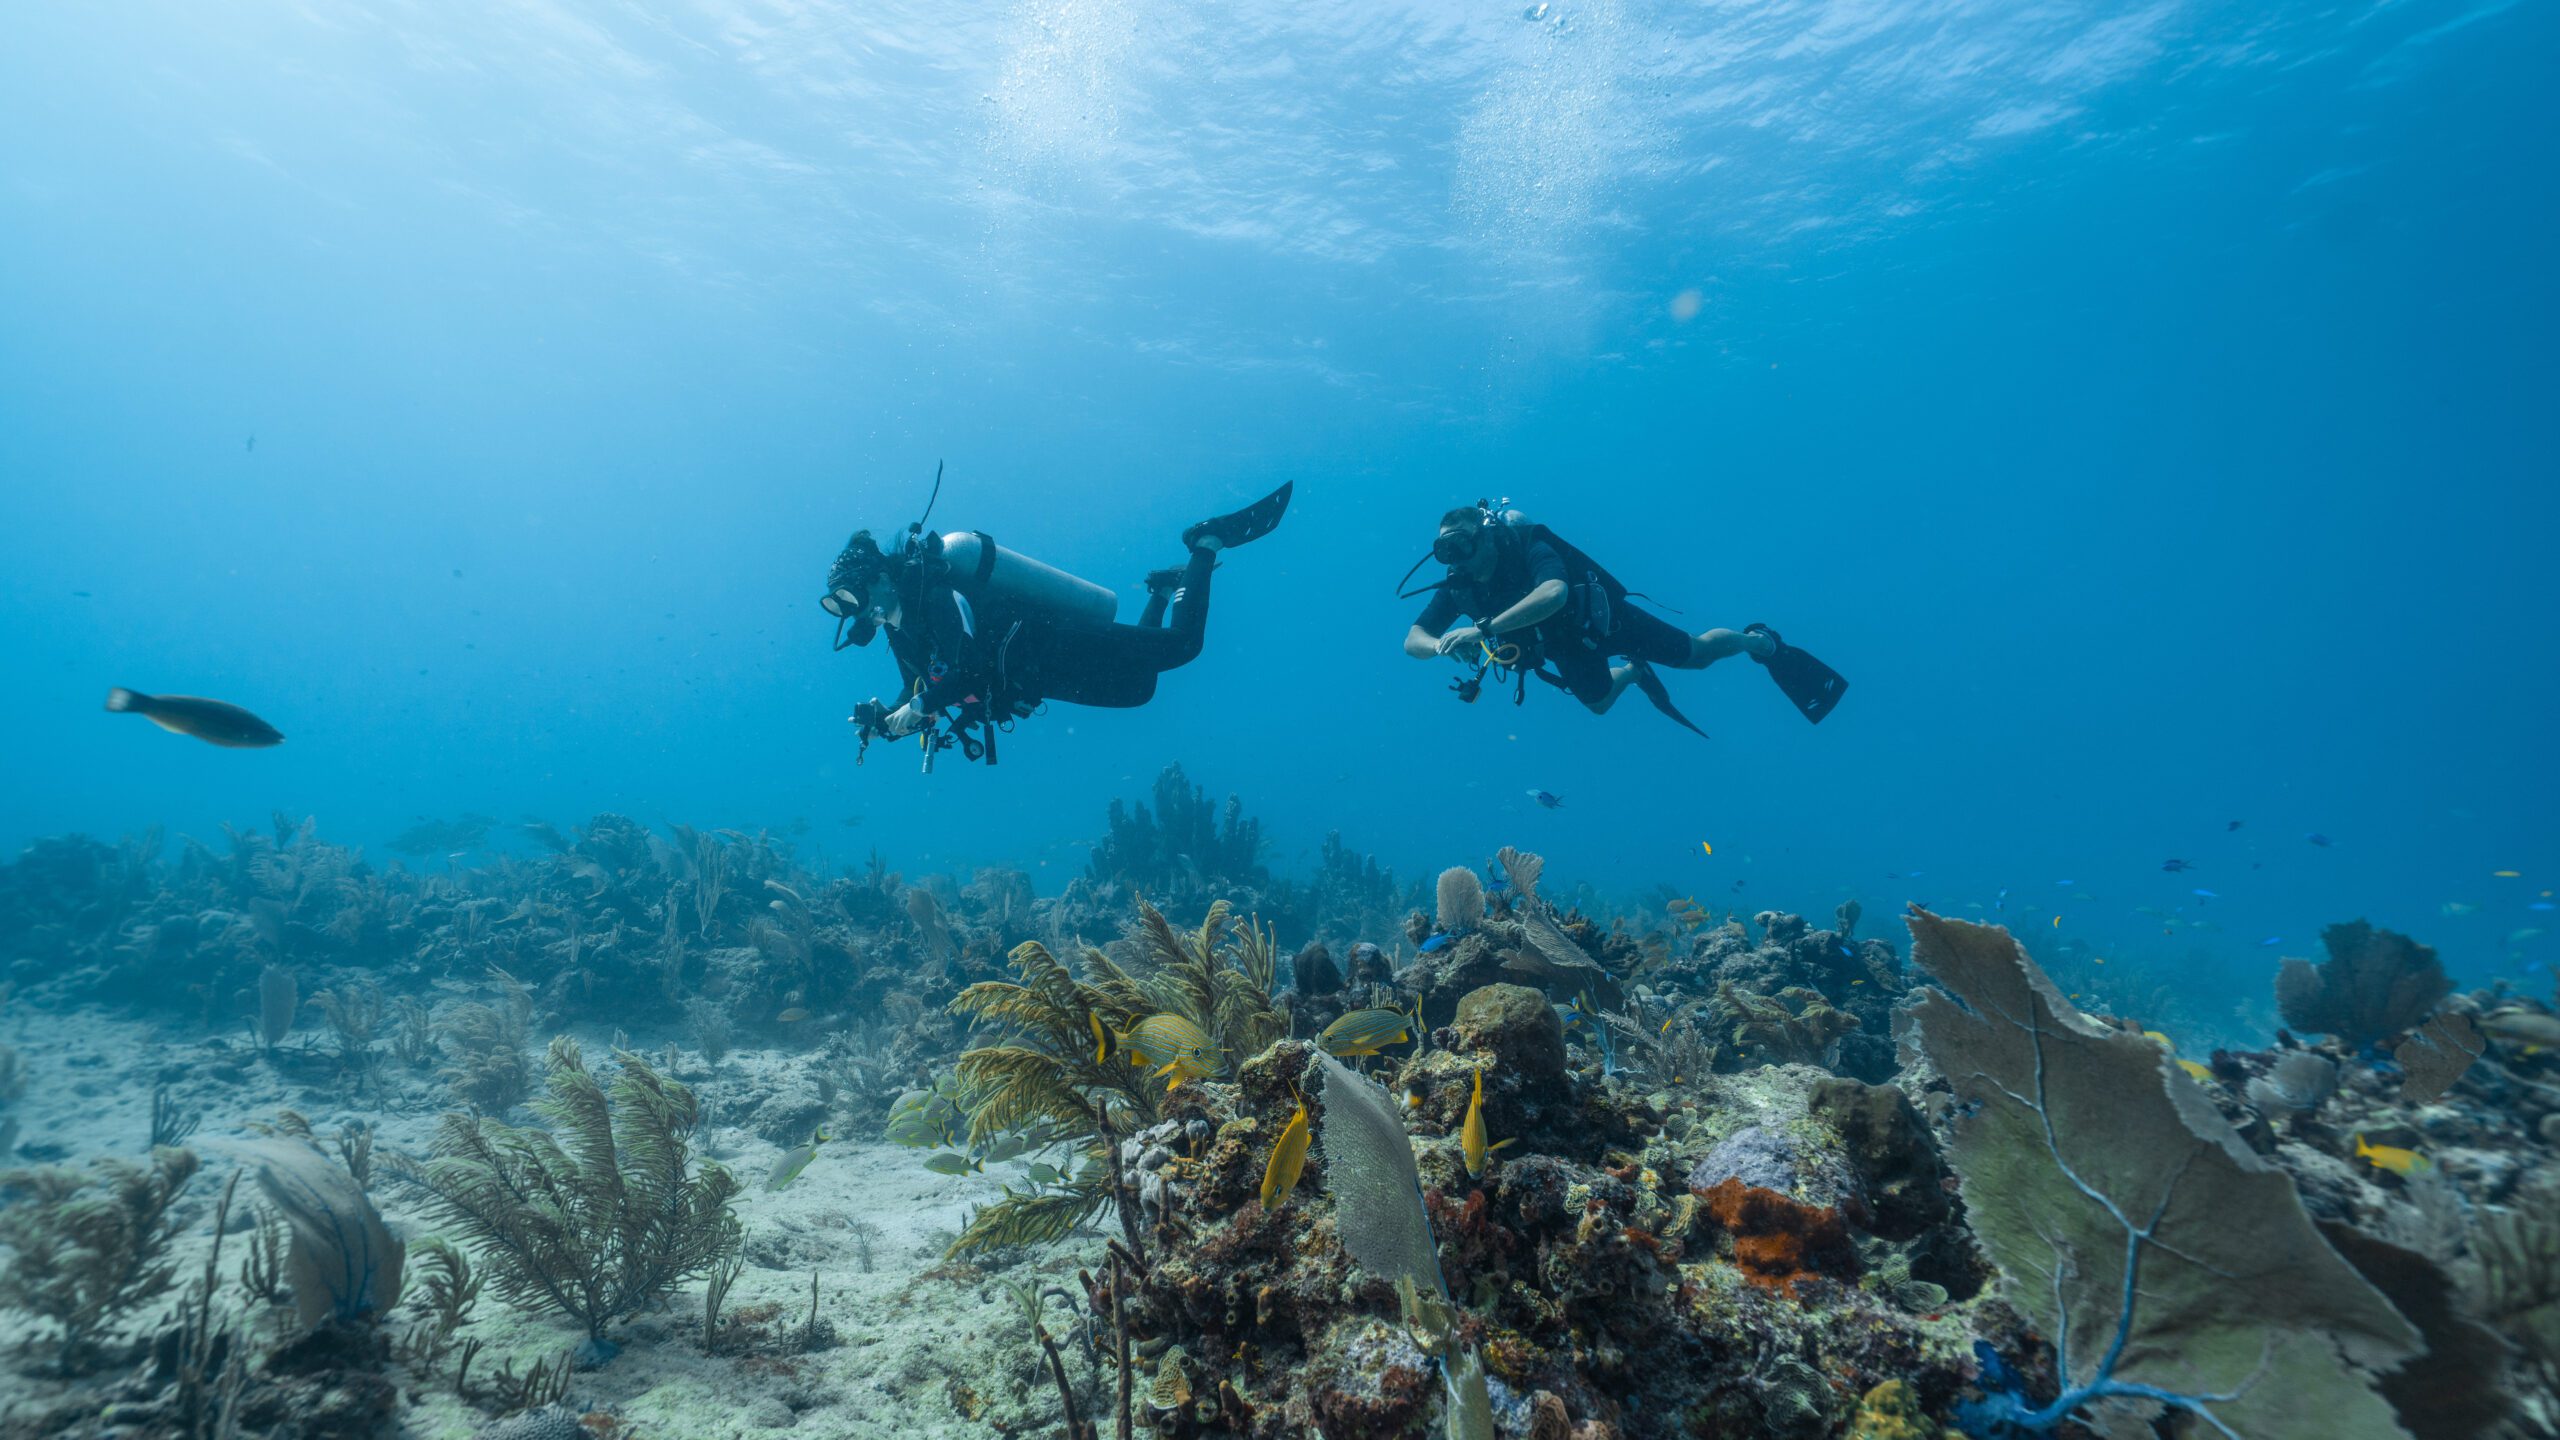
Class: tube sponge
258,965,297,1048
1435,868,1485,935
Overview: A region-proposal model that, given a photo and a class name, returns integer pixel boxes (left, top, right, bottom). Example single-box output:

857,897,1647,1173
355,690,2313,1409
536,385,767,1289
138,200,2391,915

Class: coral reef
3,785,2555,1440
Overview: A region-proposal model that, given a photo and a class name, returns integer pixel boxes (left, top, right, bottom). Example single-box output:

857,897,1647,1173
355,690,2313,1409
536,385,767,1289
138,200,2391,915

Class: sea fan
239,1136,406,1329
2246,1052,2341,1116
1436,868,1485,934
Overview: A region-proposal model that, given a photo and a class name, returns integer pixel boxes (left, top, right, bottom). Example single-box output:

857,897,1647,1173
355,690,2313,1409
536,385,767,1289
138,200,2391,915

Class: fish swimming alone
1318,1008,1413,1058
766,1129,830,1191
105,688,283,747
1259,1092,1312,1210
1101,1012,1221,1089
2353,1133,2429,1177
2481,1009,2560,1049
1460,1068,1512,1178
1528,789,1564,809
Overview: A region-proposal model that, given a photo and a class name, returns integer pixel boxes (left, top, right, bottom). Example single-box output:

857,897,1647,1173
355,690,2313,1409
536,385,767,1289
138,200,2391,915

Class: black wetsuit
1414,527,1689,705
886,547,1216,715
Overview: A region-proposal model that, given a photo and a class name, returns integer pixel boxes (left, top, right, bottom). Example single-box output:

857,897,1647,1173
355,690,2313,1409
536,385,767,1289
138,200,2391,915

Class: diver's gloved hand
1434,625,1485,658
878,701,928,740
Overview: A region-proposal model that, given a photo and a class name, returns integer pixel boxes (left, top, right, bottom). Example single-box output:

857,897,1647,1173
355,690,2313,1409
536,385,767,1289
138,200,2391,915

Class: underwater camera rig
1451,636,1532,706
851,698,1013,773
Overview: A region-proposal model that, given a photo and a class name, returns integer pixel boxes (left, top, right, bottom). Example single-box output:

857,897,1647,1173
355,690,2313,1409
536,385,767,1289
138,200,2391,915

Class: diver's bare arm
1486,579,1567,635
1404,624,1446,659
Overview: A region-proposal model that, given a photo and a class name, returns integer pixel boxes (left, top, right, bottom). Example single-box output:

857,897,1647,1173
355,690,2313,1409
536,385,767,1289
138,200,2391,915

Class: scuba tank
932,532,1118,627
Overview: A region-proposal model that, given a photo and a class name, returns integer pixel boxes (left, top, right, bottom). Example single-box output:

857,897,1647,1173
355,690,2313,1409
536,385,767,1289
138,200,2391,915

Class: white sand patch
0,1008,1102,1439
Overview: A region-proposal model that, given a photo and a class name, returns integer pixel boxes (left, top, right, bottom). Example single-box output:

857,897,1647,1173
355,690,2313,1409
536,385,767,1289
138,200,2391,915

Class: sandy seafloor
0,1004,1094,1439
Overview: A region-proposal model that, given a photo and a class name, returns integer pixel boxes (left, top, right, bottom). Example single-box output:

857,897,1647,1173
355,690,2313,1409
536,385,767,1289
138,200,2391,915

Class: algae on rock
1717,980,1858,1066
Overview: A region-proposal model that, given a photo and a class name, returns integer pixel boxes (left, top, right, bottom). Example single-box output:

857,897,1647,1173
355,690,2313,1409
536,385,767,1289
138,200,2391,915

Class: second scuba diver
1400,501,1846,735
822,477,1294,766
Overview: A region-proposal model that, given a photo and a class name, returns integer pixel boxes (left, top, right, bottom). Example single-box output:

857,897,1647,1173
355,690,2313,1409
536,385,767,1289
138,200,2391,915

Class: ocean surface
4,0,2554,1011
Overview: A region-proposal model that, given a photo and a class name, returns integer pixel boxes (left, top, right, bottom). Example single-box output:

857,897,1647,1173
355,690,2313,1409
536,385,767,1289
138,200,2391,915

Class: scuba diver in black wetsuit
821,476,1293,768
1399,501,1846,736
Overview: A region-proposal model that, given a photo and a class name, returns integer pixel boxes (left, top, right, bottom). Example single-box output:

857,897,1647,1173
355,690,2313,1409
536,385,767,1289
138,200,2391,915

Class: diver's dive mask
824,530,889,648
1432,523,1486,567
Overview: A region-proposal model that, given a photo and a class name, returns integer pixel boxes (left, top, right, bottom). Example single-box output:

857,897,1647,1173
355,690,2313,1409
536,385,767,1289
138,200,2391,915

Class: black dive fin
1630,662,1710,740
1748,625,1847,724
1186,481,1294,551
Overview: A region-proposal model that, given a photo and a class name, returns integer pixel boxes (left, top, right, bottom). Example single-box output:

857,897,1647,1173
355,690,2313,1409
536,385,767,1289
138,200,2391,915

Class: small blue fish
2260,936,2283,946
1839,944,1855,958
1995,888,2009,911
2226,820,2244,831
2305,833,2332,848
2192,888,2219,900
1528,789,1564,810
2530,902,2556,913
2162,859,2194,873
1421,933,1454,954
2055,879,2075,887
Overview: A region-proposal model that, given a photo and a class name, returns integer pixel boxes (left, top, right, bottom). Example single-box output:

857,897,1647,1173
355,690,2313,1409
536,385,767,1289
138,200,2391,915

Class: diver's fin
1184,481,1293,551
1629,662,1711,741
1745,625,1847,724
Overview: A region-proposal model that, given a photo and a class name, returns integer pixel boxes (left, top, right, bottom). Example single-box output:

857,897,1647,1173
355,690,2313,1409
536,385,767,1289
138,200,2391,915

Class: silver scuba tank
934,532,1118,626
